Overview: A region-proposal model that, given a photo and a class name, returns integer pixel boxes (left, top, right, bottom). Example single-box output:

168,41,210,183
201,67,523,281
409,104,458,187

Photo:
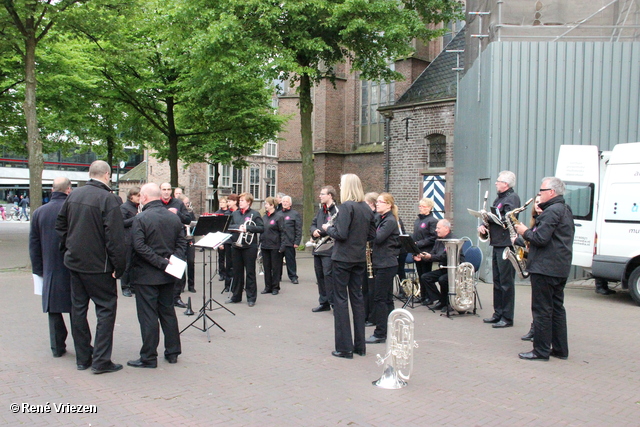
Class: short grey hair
52,177,71,193
89,160,111,178
542,177,565,195
438,219,451,229
498,170,516,188
282,195,292,203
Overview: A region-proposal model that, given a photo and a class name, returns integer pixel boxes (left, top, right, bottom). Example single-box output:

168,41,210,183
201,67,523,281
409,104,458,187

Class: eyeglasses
376,200,389,204
539,188,553,192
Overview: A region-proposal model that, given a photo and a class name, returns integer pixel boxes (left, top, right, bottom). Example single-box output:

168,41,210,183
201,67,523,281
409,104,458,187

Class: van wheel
629,267,640,306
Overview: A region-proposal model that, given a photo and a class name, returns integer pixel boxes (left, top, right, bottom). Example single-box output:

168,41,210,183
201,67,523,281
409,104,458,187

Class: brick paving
1,221,639,426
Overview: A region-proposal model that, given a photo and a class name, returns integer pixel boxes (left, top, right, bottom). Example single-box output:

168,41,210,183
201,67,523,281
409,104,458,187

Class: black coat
327,200,376,263
281,208,302,247
429,232,464,267
29,192,71,313
372,212,400,268
310,203,338,257
130,200,188,285
229,208,264,249
412,213,438,252
488,187,521,248
261,210,285,251
161,197,192,225
523,196,575,278
120,199,139,246
56,179,126,277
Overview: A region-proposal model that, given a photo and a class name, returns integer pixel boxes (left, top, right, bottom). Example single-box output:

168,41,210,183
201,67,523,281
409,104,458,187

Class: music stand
181,215,234,342
397,235,435,312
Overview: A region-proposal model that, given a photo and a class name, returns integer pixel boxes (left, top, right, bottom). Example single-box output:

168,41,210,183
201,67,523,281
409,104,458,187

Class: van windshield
564,182,594,221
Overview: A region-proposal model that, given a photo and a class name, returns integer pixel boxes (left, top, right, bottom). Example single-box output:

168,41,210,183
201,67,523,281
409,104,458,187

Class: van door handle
574,223,582,227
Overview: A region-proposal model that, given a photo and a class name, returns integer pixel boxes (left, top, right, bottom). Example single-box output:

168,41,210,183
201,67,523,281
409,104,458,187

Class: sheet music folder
192,214,230,236
398,235,421,254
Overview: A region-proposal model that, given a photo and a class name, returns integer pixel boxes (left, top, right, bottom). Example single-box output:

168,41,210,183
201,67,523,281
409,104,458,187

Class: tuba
373,308,418,389
234,215,256,247
440,238,476,313
502,198,534,279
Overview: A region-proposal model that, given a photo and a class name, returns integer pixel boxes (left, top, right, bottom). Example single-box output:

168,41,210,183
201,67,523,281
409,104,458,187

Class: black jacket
372,212,400,268
29,192,71,314
120,199,139,246
412,213,438,252
327,201,375,263
523,196,575,278
229,208,264,249
161,197,192,225
310,203,338,257
489,187,521,248
130,200,187,285
281,208,302,247
261,210,285,251
56,179,126,277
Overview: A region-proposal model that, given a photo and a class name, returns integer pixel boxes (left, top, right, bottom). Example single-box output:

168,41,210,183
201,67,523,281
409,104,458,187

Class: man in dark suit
29,177,73,358
127,183,187,368
56,160,126,374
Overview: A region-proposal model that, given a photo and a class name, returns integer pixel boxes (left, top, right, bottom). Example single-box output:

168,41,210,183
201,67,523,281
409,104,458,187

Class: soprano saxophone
502,198,534,279
366,241,373,278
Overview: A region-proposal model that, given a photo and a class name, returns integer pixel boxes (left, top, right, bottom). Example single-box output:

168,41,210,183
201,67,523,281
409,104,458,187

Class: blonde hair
340,174,365,203
378,192,399,222
419,197,435,209
239,192,254,205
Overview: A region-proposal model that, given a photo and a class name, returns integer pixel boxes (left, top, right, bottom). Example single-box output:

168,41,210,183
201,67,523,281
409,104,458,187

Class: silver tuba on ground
502,198,534,279
373,308,418,389
440,238,476,313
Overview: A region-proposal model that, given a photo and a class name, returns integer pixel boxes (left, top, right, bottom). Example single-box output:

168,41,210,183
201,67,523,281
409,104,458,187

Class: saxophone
373,308,418,389
312,205,339,253
366,241,373,278
502,198,534,279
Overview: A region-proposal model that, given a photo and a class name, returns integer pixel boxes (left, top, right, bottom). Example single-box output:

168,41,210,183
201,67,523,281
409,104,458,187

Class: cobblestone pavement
1,222,639,426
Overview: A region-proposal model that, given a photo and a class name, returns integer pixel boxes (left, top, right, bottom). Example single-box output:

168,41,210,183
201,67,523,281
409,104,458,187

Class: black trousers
223,243,234,290
69,271,117,368
362,271,375,322
491,246,516,322
48,312,69,355
420,268,448,305
179,243,196,291
135,282,181,362
283,246,298,281
217,246,226,279
332,260,366,353
530,273,569,358
313,255,334,305
121,242,134,292
262,248,284,292
416,260,433,299
372,266,396,339
231,246,258,303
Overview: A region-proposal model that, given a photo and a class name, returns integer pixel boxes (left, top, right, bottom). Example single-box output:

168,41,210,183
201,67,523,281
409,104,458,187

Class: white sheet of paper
194,231,231,249
33,274,43,296
165,255,187,279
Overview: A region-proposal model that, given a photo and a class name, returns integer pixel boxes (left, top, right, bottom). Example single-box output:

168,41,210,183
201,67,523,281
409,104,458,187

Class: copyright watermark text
10,403,97,414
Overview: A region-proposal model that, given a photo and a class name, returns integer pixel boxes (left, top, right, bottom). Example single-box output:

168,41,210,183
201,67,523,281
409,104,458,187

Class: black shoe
272,290,279,295
312,304,330,312
188,287,196,293
226,298,240,304
431,301,444,310
165,355,178,364
174,299,188,308
223,287,230,292
260,289,272,294
122,288,133,297
218,275,226,281
331,351,353,359
365,335,386,344
127,358,157,369
77,362,91,371
354,349,366,357
518,351,549,361
596,287,616,295
492,320,513,328
550,350,568,360
291,279,299,284
91,362,123,374
521,324,534,341
365,321,375,327
52,349,66,358
420,299,432,306
483,315,500,324
248,301,255,307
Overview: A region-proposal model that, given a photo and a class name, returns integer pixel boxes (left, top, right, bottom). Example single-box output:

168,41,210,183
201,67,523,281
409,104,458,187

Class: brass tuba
502,198,534,279
373,308,418,389
440,238,476,313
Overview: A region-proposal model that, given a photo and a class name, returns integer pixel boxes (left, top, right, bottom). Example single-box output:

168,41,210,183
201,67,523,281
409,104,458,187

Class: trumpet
234,215,256,247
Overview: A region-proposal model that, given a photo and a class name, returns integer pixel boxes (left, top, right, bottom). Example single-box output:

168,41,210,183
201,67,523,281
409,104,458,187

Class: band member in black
310,186,338,312
479,170,521,328
222,194,238,292
363,192,378,326
366,193,400,344
260,197,285,295
226,193,264,307
280,195,302,284
120,187,140,297
324,174,375,359
215,197,230,281
412,198,438,298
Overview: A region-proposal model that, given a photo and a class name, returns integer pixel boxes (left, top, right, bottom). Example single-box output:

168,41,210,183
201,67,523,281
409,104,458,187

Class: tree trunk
299,73,315,244
166,96,179,188
24,27,43,210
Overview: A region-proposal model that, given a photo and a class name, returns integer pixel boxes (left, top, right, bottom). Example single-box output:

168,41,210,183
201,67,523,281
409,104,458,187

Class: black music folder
192,215,230,237
399,235,421,255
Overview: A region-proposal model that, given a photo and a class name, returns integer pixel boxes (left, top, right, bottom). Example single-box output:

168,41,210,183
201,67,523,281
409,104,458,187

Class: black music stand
180,215,234,342
397,235,435,312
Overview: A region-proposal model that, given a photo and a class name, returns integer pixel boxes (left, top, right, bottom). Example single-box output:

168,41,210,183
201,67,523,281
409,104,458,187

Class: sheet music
195,231,232,249
165,255,187,279
33,274,43,296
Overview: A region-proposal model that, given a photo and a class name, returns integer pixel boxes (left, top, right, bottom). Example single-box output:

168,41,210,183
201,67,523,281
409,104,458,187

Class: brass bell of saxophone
373,308,418,389
502,198,534,279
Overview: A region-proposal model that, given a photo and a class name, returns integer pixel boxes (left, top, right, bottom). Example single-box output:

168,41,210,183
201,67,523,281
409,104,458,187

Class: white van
556,143,640,305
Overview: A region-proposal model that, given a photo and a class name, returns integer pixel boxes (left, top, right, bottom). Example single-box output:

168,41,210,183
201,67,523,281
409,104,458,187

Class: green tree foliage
188,0,463,240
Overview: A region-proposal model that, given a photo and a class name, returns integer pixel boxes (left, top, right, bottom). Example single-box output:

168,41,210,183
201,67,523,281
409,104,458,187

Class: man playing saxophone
480,171,521,329
309,186,338,312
